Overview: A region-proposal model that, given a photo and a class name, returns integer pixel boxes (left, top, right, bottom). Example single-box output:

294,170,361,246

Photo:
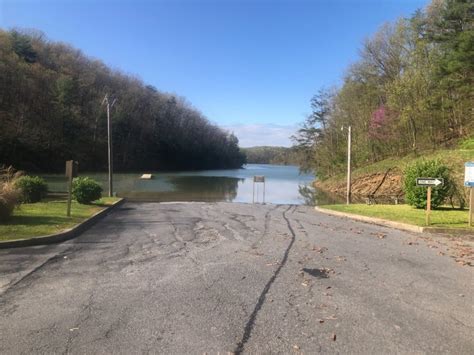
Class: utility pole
346,126,352,205
102,94,117,197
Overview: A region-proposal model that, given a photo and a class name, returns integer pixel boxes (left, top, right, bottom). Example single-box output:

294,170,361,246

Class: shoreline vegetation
314,148,474,206
241,146,302,166
0,29,245,173
290,1,473,208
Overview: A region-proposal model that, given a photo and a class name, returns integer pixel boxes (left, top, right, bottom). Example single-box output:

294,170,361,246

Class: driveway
0,202,472,353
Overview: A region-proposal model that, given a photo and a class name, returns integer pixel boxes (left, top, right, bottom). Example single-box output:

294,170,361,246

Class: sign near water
65,160,78,217
43,165,319,205
465,162,474,227
65,160,78,178
465,162,474,187
416,178,444,187
416,177,444,226
253,175,266,204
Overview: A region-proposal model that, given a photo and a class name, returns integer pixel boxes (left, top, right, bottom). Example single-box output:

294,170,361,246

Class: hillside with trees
242,146,302,165
0,29,245,172
292,0,473,181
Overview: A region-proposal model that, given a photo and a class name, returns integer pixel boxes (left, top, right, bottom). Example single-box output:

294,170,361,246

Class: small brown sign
254,175,265,183
65,160,78,178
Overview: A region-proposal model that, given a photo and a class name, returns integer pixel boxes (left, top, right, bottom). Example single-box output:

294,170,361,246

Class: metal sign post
65,160,78,217
346,125,351,205
416,178,444,226
102,95,117,197
464,162,474,227
253,176,265,204
469,188,474,227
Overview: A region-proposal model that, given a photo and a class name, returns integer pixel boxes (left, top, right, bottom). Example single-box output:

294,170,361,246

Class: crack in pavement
0,248,74,297
233,205,297,354
63,288,96,355
2,202,472,354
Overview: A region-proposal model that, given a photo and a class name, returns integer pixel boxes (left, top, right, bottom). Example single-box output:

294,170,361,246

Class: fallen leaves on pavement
370,232,387,239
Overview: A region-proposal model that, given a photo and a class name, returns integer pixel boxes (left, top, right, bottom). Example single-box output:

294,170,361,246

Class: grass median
0,197,120,241
320,204,472,229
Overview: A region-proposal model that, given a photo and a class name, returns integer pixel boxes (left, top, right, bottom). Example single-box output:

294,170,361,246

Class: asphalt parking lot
0,202,472,353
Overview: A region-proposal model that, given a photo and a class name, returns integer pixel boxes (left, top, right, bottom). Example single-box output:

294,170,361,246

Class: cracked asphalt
0,202,473,354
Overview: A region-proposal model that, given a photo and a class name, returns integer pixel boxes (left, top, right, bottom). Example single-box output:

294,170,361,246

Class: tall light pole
102,94,117,197
342,125,352,204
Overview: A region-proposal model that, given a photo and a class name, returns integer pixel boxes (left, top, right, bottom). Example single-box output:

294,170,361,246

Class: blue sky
1,0,427,147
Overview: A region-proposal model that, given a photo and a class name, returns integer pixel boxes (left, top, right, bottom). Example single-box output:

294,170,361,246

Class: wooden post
469,188,473,227
252,181,255,204
67,173,73,217
65,160,74,217
426,186,432,226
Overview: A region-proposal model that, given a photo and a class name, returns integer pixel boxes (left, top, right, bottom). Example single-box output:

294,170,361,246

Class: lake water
43,164,339,205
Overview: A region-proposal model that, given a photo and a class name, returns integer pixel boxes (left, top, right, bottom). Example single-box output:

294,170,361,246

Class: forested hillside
0,29,245,172
293,0,473,179
242,146,302,165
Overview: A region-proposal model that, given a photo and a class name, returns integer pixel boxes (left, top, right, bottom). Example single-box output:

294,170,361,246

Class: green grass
0,197,120,241
320,204,472,229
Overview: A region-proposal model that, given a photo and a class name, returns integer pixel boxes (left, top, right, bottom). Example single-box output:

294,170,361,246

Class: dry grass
0,166,22,221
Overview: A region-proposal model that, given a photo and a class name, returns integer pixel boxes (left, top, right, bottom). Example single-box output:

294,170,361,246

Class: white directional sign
466,162,474,227
416,178,444,187
253,175,266,204
465,162,474,187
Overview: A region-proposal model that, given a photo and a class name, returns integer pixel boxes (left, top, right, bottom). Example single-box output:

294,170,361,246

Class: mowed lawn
321,204,472,229
0,198,119,241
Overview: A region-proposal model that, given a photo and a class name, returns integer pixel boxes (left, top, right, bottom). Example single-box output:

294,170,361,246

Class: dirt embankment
315,168,404,202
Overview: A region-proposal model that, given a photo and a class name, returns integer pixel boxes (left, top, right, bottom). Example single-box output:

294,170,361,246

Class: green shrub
72,177,102,204
459,137,474,150
15,176,48,203
403,160,453,209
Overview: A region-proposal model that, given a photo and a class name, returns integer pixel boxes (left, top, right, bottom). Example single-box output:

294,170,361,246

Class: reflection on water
126,176,242,202
42,164,333,205
298,185,345,205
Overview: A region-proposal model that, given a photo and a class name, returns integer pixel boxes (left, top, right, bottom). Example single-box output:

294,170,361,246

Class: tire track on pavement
233,205,297,354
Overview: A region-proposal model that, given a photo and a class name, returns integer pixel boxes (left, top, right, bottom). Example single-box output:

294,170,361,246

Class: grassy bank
315,148,474,201
354,148,472,179
0,197,119,241
321,204,472,229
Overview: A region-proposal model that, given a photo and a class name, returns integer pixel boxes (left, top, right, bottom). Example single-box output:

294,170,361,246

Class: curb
422,226,474,236
314,206,473,239
0,198,125,249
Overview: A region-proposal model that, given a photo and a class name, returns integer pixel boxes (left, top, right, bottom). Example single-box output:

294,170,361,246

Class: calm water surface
43,164,339,205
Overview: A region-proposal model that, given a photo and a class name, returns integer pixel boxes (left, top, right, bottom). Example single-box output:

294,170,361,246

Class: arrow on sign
416,178,444,187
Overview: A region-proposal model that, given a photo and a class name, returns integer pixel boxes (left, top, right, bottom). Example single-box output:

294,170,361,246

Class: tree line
0,29,245,172
293,0,473,179
242,146,302,165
